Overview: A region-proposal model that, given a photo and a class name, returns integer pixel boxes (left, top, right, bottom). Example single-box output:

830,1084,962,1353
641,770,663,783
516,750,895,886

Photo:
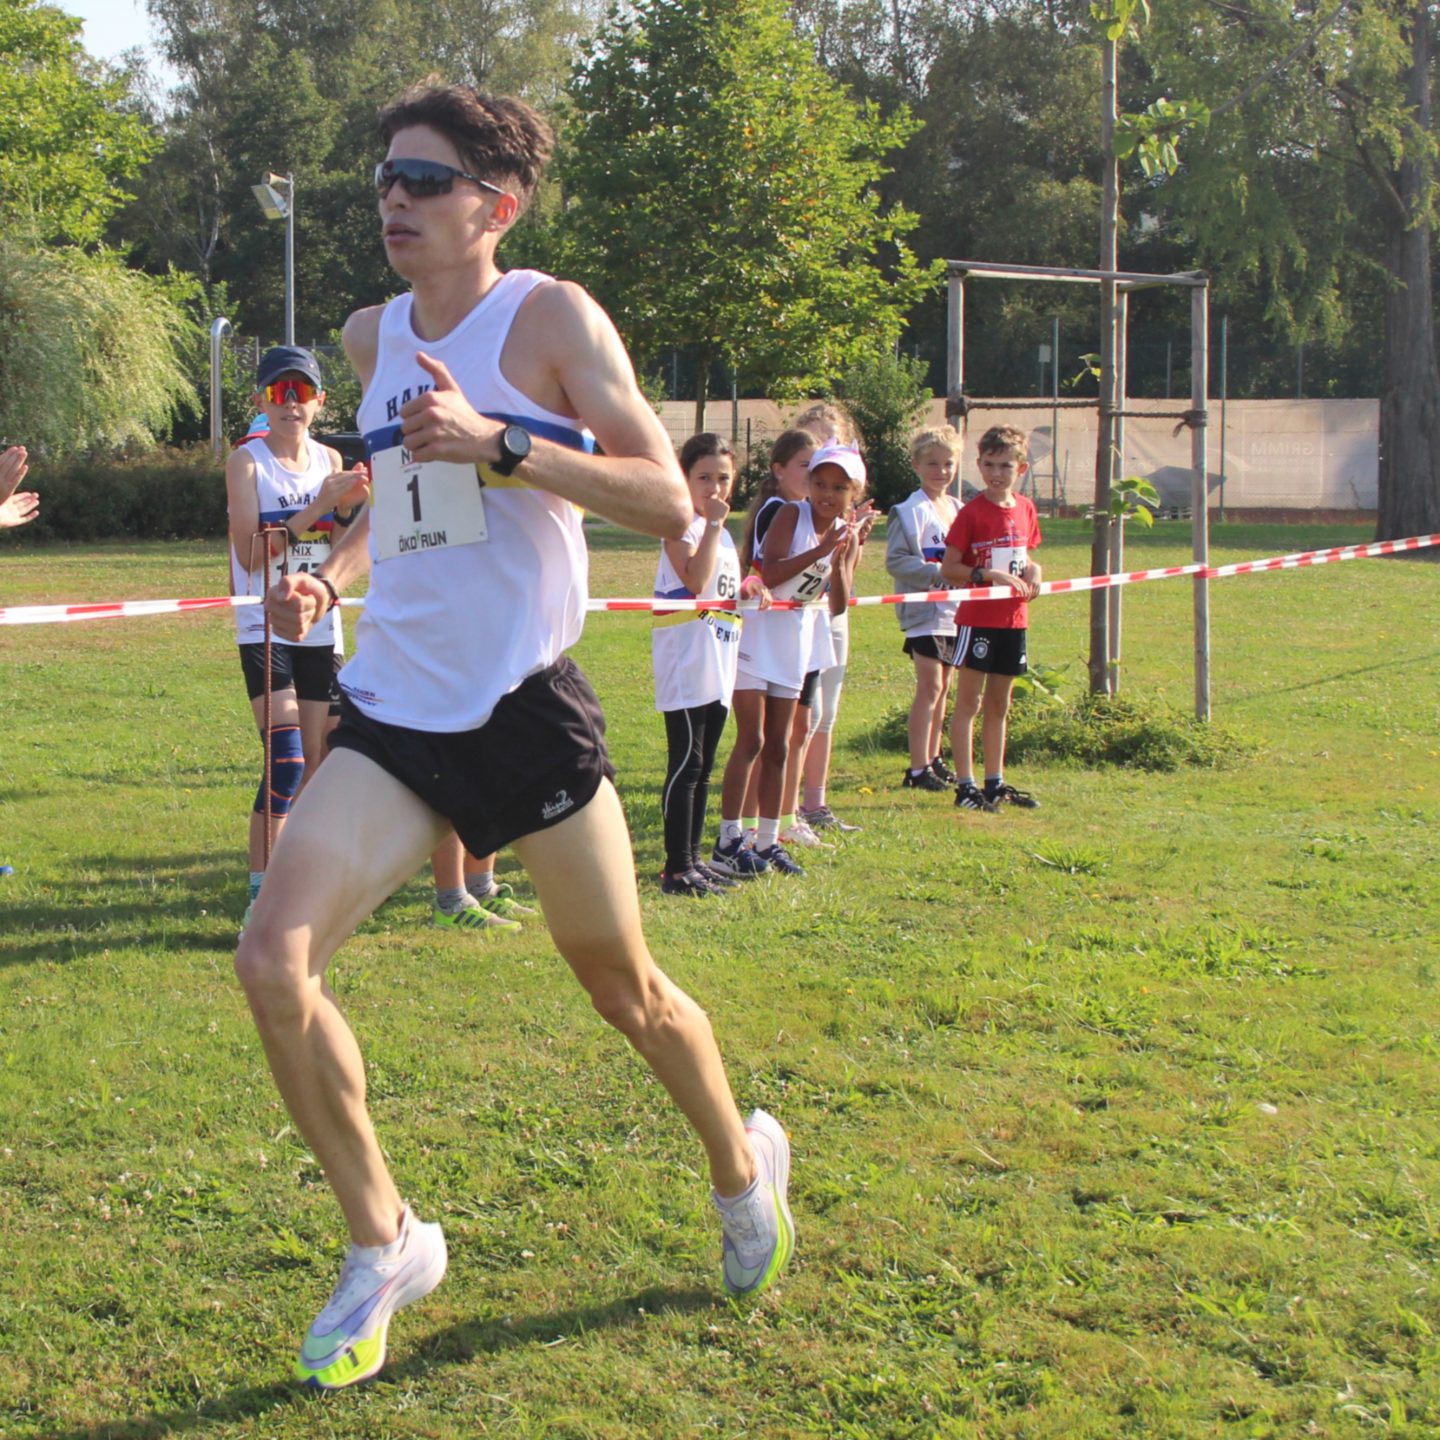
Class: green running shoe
433,901,519,933
295,1207,447,1390
476,881,536,922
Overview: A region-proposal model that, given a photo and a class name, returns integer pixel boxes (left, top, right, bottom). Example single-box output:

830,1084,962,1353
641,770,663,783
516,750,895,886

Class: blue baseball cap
255,345,323,390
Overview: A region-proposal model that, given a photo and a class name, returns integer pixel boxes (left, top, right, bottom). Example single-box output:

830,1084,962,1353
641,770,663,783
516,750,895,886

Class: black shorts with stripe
903,633,961,667
956,626,1028,677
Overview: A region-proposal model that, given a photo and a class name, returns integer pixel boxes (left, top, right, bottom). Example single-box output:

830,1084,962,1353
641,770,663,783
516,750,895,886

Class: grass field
1,519,1438,1439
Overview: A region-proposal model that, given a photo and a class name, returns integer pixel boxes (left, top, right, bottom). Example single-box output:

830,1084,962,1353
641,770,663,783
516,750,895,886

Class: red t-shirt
945,493,1042,629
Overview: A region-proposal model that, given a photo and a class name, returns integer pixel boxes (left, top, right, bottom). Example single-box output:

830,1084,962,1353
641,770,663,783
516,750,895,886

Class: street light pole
250,171,295,345
283,171,294,345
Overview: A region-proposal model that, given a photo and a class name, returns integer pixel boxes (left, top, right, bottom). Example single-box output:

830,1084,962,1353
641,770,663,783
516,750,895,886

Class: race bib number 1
371,445,488,561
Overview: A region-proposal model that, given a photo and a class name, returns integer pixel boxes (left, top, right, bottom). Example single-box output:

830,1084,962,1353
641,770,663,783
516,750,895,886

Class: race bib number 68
371,445,489,561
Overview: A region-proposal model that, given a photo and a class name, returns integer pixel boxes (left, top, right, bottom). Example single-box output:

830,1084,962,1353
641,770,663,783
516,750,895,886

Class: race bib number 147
371,445,489,561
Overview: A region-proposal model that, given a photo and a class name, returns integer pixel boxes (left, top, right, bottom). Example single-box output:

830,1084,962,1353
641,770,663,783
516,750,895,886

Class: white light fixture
251,171,296,344
251,181,289,220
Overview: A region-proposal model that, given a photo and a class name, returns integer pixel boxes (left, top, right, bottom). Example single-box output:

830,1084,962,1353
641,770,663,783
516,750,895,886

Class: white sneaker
713,1109,795,1296
779,820,832,850
294,1206,447,1389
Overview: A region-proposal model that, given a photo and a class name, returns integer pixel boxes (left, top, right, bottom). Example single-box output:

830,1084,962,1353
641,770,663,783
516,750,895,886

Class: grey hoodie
884,488,961,637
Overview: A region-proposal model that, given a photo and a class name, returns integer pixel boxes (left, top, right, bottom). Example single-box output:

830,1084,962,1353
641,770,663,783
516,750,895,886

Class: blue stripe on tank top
363,413,593,459
654,583,695,600
258,508,337,525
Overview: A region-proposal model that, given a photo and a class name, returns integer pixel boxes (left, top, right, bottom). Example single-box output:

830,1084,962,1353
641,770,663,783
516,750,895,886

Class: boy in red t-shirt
940,425,1043,811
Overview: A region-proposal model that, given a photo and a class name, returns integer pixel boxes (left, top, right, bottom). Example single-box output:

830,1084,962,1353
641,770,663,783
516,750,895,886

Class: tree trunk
1090,35,1119,691
694,355,710,435
1377,5,1440,545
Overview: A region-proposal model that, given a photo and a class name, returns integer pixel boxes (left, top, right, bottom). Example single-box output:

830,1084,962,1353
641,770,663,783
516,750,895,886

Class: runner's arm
396,284,690,540
266,485,373,643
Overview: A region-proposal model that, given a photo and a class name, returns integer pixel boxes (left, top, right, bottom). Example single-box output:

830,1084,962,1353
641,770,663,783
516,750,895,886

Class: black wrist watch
971,566,987,587
493,424,532,477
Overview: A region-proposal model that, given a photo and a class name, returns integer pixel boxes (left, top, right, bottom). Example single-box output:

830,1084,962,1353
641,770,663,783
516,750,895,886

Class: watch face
503,425,532,461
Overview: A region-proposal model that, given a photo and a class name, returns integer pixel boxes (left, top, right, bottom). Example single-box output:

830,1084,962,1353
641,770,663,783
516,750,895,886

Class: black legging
661,701,729,875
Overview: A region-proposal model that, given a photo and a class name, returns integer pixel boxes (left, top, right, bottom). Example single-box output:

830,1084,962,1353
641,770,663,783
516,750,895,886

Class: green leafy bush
21,447,225,542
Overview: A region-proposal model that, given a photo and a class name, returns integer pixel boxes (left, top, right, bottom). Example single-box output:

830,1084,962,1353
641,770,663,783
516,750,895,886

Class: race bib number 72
371,445,488,561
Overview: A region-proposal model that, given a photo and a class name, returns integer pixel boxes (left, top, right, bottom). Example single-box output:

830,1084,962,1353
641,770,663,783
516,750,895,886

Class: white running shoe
778,820,832,850
294,1207,447,1390
713,1109,795,1296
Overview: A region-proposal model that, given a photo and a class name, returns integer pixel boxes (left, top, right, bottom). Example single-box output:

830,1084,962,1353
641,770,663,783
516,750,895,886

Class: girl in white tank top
652,434,769,894
710,429,818,877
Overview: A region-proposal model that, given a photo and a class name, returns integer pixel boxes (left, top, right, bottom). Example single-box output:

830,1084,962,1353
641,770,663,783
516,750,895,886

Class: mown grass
1,519,1437,1439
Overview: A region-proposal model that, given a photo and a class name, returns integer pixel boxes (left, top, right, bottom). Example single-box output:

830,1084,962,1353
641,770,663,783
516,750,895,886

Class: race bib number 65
371,445,488,561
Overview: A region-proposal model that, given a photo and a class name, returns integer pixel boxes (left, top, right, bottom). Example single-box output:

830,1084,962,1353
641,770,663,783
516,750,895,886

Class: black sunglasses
373,157,507,200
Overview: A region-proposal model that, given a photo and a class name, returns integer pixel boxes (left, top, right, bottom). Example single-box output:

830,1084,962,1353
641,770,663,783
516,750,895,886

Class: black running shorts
903,634,961,667
955,626,1028,677
239,643,343,711
327,656,617,858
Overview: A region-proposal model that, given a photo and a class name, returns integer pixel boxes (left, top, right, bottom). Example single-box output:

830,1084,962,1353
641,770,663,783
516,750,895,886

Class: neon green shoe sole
294,1209,447,1390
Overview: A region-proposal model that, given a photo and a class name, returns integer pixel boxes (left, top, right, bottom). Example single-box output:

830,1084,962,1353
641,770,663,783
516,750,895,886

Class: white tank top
347,270,592,731
230,436,343,651
651,517,742,711
737,499,836,686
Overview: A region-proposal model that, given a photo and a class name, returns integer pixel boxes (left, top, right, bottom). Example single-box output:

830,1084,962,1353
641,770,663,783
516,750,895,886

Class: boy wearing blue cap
226,346,368,929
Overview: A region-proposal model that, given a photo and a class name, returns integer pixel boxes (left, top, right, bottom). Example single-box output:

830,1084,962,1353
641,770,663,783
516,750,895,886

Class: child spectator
720,440,862,875
711,428,817,876
654,434,767,896
887,425,964,793
940,424,1043,811
226,346,367,929
791,403,870,836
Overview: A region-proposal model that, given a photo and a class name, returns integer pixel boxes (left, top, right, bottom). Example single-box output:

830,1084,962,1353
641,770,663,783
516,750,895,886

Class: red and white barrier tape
1,533,1436,627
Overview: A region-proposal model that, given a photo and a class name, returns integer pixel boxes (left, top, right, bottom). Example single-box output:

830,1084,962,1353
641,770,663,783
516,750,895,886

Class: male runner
238,83,794,1391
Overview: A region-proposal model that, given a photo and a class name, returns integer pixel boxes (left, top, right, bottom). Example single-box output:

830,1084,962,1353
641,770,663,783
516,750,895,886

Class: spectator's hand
853,499,878,544
0,446,29,505
320,463,370,511
700,494,730,525
740,574,773,610
0,491,39,529
993,570,1037,600
267,572,330,642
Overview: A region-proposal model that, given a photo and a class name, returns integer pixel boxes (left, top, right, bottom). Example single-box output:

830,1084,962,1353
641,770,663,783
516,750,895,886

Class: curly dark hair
378,81,554,211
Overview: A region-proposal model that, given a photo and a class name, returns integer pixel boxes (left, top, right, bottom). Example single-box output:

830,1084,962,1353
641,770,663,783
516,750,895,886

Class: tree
556,0,940,432
1140,0,1440,542
0,1,196,453
0,229,199,452
0,0,158,243
123,0,592,342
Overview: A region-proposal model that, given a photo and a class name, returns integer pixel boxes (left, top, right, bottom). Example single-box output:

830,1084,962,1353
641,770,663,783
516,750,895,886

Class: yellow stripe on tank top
652,608,742,630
